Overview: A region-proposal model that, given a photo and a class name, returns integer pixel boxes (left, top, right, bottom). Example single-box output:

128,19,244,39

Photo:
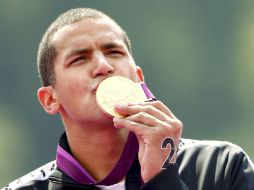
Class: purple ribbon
57,132,138,185
140,82,156,100
56,82,155,185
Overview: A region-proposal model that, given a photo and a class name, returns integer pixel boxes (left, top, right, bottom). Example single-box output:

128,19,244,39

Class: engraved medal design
96,76,147,118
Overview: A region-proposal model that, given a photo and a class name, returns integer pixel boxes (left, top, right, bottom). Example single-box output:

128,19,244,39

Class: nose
92,52,114,77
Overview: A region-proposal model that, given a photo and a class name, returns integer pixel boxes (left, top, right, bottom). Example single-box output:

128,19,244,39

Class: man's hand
113,101,183,182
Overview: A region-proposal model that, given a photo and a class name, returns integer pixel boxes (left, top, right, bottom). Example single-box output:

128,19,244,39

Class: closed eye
106,50,124,57
70,56,88,65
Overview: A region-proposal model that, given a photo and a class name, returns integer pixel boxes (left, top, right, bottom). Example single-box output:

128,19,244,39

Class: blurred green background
1,0,254,187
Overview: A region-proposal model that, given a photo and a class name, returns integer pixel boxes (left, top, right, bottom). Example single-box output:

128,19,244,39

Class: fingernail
113,117,123,128
113,117,121,122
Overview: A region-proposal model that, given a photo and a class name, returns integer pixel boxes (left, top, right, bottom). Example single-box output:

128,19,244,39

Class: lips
92,85,98,92
92,81,103,92
92,76,115,92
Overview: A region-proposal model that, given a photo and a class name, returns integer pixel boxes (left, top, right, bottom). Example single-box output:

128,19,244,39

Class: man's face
51,18,142,125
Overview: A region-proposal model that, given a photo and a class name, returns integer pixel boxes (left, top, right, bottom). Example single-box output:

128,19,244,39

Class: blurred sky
1,0,254,187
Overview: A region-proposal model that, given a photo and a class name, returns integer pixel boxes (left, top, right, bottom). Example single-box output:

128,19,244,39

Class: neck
65,122,129,181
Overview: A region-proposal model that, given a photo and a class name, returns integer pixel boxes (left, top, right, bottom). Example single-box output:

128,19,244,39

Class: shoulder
3,160,56,190
178,138,254,171
179,138,244,153
176,138,254,189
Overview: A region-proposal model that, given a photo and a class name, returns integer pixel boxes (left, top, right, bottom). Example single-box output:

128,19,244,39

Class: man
3,8,254,190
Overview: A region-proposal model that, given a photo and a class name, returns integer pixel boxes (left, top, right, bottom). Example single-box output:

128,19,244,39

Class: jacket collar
49,132,142,189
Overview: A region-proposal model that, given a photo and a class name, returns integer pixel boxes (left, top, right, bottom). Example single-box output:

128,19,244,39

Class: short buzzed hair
37,8,132,86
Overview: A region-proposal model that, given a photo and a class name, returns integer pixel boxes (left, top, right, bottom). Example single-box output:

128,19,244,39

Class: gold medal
96,76,147,118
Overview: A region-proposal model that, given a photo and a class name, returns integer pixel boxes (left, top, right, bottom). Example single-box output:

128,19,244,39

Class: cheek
55,72,90,100
116,61,138,81
125,66,139,82
69,76,90,96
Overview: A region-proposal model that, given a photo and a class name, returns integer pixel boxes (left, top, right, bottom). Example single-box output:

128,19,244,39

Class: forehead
52,18,125,51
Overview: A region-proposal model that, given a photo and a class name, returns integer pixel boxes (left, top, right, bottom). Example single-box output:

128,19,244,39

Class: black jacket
3,137,254,190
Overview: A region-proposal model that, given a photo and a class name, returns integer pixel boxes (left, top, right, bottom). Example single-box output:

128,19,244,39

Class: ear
37,86,60,115
136,66,145,82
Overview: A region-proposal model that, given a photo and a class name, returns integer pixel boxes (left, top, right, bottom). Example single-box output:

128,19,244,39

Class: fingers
131,101,175,118
113,117,146,135
115,101,168,122
114,111,170,131
113,116,182,143
113,101,183,137
114,101,183,129
135,101,183,127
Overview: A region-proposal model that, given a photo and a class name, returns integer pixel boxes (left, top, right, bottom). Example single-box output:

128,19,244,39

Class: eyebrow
65,42,125,61
65,48,91,61
101,42,124,50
